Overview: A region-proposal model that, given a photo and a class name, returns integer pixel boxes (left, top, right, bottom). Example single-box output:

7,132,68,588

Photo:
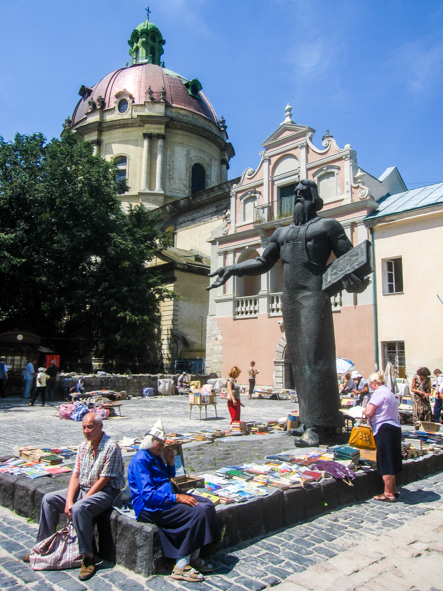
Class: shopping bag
349,419,376,451
29,522,82,571
58,404,75,420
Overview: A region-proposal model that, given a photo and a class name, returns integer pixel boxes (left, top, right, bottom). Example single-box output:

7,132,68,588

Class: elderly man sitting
24,412,125,581
128,419,220,583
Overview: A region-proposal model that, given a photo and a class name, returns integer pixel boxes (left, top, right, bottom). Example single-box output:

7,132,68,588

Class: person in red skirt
227,366,244,424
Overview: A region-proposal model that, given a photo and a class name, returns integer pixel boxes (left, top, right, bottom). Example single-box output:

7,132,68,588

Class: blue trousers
433,398,442,423
23,379,33,399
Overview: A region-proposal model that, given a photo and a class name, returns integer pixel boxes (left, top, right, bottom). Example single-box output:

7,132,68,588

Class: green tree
0,132,171,366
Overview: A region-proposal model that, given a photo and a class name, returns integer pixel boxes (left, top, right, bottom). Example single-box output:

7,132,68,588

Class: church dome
70,16,218,128
70,63,218,127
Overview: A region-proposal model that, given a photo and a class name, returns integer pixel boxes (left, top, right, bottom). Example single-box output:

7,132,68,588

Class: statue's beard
293,200,316,226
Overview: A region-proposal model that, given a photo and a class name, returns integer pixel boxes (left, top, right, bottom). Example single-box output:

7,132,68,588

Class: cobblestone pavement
0,473,442,590
0,395,296,460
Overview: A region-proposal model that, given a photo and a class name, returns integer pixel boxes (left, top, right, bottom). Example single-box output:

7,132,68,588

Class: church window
278,183,296,218
191,163,206,194
114,156,128,183
118,99,129,114
150,47,156,62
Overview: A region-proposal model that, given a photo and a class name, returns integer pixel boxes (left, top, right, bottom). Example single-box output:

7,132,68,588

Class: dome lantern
128,11,165,66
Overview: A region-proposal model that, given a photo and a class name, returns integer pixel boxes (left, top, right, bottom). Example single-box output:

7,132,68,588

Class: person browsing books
363,371,402,502
227,366,244,424
128,419,220,583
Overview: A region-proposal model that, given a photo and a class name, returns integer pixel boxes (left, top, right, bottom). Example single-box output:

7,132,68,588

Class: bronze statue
208,180,370,444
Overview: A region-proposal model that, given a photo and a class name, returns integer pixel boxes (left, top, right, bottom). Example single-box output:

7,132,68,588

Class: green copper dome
128,18,165,66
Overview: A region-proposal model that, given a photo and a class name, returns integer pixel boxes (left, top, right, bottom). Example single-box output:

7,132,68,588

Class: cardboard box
165,442,205,491
420,422,441,433
287,412,299,430
174,475,205,492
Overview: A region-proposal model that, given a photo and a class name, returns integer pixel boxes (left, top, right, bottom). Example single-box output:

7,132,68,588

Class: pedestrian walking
23,359,36,399
46,359,60,401
29,367,48,407
248,361,259,399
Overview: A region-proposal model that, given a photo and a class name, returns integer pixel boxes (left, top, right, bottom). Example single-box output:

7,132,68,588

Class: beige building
65,14,235,371
365,182,443,378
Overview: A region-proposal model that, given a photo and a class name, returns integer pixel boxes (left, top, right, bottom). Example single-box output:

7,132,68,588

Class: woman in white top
363,370,402,502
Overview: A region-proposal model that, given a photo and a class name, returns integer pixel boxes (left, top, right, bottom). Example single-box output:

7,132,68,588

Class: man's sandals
172,565,205,582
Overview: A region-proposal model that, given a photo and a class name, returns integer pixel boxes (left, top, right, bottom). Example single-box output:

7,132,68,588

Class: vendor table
189,400,217,420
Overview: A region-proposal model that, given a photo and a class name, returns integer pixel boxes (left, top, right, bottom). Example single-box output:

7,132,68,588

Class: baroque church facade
206,106,407,386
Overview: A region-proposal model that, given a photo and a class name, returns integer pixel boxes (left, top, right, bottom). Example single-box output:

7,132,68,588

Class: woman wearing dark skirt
363,371,402,502
411,367,432,426
128,420,220,583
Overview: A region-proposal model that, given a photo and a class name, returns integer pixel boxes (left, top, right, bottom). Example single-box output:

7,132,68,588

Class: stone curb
0,451,442,577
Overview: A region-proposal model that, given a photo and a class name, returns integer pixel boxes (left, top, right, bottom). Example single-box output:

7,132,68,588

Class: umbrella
384,361,399,395
336,358,355,374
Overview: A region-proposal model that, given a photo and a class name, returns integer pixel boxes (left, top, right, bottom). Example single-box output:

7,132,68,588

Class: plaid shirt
73,433,125,490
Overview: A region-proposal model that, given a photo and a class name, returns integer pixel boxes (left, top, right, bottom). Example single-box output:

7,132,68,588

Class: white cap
351,370,362,379
145,418,165,441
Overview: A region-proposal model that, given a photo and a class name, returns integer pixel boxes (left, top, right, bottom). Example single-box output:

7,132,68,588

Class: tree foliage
0,132,171,365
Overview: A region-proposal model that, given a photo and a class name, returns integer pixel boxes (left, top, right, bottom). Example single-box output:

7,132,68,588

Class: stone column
221,158,228,183
141,133,151,191
300,143,307,179
344,152,352,203
90,139,101,156
155,134,165,192
230,189,236,232
226,250,234,296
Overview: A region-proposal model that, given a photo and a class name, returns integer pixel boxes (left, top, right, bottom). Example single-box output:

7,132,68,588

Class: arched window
114,156,127,182
149,47,156,63
191,163,205,194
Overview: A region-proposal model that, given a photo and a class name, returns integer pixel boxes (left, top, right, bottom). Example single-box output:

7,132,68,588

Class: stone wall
205,316,223,376
62,373,211,397
1,452,442,576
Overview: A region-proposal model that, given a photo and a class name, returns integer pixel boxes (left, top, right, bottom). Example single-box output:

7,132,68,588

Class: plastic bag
59,404,75,420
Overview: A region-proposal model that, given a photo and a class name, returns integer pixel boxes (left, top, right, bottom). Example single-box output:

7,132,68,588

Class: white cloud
386,40,443,95
286,40,332,79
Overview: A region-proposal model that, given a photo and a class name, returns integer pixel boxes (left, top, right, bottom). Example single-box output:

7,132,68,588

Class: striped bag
29,522,82,570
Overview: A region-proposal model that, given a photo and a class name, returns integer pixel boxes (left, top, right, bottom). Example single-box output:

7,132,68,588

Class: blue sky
1,0,442,188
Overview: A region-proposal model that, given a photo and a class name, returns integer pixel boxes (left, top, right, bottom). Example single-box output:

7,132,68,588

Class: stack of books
333,445,360,462
231,421,247,434
40,454,63,465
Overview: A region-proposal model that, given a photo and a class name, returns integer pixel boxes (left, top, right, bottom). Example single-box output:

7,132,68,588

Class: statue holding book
208,179,372,444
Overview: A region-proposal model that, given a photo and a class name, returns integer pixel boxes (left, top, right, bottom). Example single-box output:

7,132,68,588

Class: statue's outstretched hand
207,265,234,291
342,273,369,294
